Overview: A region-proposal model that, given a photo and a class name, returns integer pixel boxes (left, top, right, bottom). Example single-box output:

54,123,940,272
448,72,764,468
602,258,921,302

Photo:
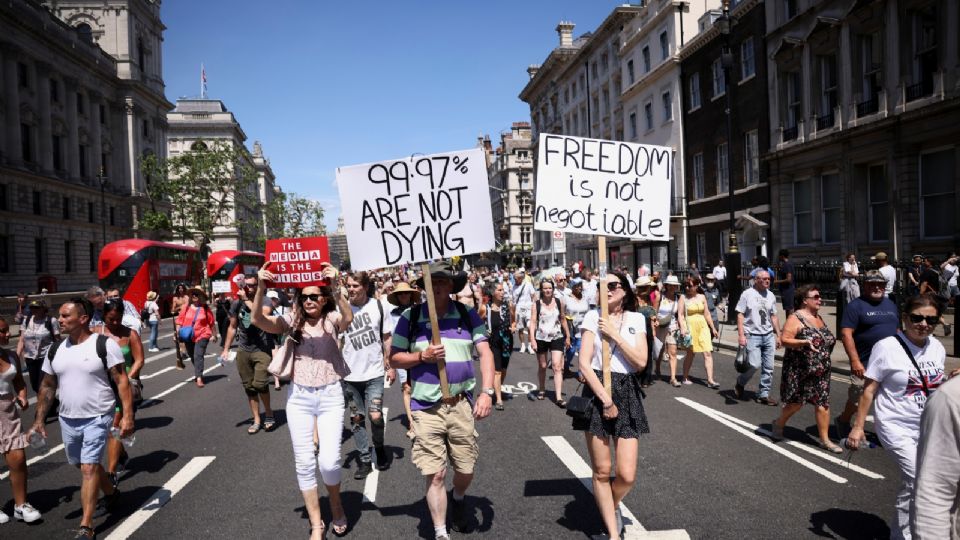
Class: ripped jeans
341,377,385,464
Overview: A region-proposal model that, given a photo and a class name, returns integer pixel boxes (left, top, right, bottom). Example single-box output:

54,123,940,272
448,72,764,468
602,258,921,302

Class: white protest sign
211,280,231,294
336,147,496,271
534,133,672,240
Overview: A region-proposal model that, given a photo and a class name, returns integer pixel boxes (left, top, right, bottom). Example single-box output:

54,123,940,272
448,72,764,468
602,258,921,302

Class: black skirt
572,370,650,439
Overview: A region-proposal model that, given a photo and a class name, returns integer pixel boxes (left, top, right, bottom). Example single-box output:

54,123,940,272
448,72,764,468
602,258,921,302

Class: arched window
190,141,208,152
76,23,93,43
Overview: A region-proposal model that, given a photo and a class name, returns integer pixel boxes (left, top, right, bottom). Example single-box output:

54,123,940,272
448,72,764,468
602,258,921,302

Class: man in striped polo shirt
390,261,495,540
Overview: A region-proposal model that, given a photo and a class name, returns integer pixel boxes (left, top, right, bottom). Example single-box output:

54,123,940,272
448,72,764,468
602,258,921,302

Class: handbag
734,345,750,373
268,335,297,380
565,381,590,420
129,377,144,406
177,307,200,342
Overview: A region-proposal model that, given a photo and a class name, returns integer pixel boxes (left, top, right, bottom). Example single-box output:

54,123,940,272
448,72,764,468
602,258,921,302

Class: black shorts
536,338,564,353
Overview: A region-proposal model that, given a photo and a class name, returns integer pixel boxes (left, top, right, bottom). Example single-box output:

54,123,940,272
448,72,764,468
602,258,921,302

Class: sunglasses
908,313,939,326
300,294,322,303
806,294,821,300
606,282,623,291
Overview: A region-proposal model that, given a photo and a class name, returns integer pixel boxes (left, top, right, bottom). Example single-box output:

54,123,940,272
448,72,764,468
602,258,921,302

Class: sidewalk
711,304,960,376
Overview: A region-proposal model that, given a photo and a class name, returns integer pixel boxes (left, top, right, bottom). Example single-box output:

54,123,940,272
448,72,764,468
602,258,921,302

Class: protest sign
336,148,496,271
533,134,672,240
263,236,331,287
211,280,231,294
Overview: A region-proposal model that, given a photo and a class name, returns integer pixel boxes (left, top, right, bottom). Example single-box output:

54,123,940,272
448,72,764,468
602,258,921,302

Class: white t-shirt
342,298,388,382
866,333,946,446
144,300,161,322
581,310,646,374
736,287,778,335
42,334,124,418
943,262,958,287
878,265,897,295
513,281,534,310
713,265,726,281
582,278,599,307
564,294,591,330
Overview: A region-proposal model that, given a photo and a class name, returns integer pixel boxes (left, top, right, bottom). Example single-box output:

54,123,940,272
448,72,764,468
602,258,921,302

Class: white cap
266,290,280,299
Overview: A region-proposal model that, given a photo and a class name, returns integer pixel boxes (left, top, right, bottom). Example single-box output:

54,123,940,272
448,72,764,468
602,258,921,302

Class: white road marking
140,366,176,380
104,456,216,540
0,443,66,480
675,397,848,484
708,408,884,480
543,436,690,539
363,406,388,503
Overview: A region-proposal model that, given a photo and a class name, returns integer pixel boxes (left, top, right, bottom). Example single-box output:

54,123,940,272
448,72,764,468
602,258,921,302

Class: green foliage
260,191,327,240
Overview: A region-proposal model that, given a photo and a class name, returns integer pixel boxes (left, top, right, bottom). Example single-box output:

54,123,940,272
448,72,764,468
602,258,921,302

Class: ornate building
0,0,172,294
483,122,534,268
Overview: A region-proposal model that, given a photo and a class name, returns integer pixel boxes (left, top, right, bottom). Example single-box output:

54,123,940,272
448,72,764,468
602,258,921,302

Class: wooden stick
420,262,451,399
597,236,612,395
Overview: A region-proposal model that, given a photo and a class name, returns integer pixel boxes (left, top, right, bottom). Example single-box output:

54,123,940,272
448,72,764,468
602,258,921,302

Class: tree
139,140,259,259
260,191,327,241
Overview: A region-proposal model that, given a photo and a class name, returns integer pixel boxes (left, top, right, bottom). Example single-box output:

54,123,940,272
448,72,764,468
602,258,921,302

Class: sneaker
74,525,95,538
756,396,779,406
147,347,160,353
0,509,8,524
449,491,468,532
374,445,390,471
354,460,373,480
436,535,451,540
108,473,119,492
835,415,852,439
14,502,41,523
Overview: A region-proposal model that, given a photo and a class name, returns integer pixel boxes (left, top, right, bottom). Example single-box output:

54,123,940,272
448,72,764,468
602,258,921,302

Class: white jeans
286,382,345,490
880,431,917,540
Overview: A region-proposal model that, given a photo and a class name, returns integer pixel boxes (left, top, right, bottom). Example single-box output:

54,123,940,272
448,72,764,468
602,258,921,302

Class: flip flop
330,509,348,536
537,391,546,400
263,416,276,431
247,422,261,435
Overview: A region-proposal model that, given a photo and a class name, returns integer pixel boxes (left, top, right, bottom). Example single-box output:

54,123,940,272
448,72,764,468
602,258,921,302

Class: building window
627,60,635,85
63,196,71,220
573,112,579,134
563,89,569,105
643,102,653,131
591,61,598,80
20,124,32,163
716,143,729,194
33,191,42,215
662,91,672,122
793,179,813,245
696,232,706,267
64,240,73,272
137,37,146,72
744,130,759,186
52,135,62,170
822,174,841,243
34,238,46,273
867,165,889,242
784,71,802,129
628,112,638,139
859,32,883,109
740,38,755,80
642,46,651,72
784,0,798,21
101,154,109,177
77,23,93,43
89,242,97,272
688,73,701,110
0,235,9,273
78,144,87,178
712,58,725,97
818,55,838,123
88,201,95,223
17,62,28,88
920,148,956,238
100,103,107,125
0,184,6,211
142,119,149,138
76,92,84,115
601,53,608,72
50,78,59,103
521,227,531,245
109,206,115,226
660,31,669,60
602,89,610,115
909,5,938,100
692,153,704,199
572,81,577,99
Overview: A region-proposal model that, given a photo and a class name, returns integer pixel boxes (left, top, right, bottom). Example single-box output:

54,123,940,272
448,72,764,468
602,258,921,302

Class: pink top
176,304,215,341
279,312,350,387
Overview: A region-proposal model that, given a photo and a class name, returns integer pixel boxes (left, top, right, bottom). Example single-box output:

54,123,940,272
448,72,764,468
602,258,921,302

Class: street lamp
719,0,742,322
97,166,107,247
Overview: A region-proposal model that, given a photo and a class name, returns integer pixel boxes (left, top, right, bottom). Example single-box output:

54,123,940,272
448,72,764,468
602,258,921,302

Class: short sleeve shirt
342,298,387,382
778,261,795,292
580,310,646,374
229,300,274,353
42,335,124,418
840,297,899,364
20,315,60,359
736,287,777,335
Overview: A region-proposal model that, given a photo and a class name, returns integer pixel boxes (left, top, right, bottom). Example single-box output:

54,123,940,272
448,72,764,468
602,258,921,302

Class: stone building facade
483,122,534,268
764,0,960,263
680,0,771,268
0,0,171,294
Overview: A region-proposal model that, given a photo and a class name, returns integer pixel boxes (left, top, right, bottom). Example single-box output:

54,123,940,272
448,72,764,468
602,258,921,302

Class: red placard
264,237,331,287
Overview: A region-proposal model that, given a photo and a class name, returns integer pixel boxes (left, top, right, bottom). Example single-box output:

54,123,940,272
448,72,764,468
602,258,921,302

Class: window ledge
738,73,756,86
687,105,701,114
711,92,726,102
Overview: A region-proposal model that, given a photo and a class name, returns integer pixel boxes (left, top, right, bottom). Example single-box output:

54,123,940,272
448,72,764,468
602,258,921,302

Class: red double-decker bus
99,239,203,315
207,250,265,297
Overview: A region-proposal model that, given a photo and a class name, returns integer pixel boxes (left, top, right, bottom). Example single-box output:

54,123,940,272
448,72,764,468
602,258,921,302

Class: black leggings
26,357,43,394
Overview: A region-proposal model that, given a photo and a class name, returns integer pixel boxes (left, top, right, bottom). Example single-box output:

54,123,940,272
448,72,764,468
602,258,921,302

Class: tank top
535,300,562,341
657,297,678,331
119,344,134,371
0,352,15,395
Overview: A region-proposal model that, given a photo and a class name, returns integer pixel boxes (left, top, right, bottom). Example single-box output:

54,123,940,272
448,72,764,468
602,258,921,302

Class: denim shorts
61,413,114,465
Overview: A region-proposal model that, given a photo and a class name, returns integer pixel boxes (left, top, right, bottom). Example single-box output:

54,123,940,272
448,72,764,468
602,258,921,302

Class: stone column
801,44,814,139
2,48,22,165
838,23,853,128
36,62,54,173
124,97,138,195
89,90,103,178
64,77,80,180
884,0,900,109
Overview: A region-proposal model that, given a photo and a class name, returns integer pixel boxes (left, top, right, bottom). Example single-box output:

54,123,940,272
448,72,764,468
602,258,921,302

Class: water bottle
110,427,136,448
27,431,46,450
219,351,235,368
840,437,878,449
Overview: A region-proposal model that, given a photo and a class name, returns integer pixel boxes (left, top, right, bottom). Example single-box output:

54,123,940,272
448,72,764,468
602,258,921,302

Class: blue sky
162,1,628,231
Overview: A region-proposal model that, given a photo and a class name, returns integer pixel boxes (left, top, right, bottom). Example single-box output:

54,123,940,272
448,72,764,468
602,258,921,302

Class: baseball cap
863,270,887,283
871,252,888,260
266,290,280,299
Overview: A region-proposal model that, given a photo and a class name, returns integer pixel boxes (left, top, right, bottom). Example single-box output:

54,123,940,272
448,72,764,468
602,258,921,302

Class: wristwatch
481,387,495,397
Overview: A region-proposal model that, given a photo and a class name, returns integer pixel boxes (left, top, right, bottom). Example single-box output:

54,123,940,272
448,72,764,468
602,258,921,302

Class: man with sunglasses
836,270,899,437
220,276,277,434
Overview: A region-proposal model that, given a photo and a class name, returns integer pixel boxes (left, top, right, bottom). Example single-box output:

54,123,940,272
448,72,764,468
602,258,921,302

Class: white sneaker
148,347,160,352
0,509,8,524
14,502,41,523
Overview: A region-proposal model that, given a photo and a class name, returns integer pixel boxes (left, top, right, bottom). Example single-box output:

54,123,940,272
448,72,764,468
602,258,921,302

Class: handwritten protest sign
211,280,231,294
263,237,331,287
336,148,495,271
534,134,672,240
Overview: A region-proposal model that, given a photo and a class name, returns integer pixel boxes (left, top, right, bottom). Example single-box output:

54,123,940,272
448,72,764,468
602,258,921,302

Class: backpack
405,301,473,351
25,314,57,339
47,334,117,401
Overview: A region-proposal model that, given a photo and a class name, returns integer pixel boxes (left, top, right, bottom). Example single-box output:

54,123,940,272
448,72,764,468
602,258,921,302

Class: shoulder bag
177,307,200,342
268,334,297,381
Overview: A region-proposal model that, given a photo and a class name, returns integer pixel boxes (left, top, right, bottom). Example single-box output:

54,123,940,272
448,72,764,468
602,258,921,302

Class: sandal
310,523,326,540
495,402,504,411
670,379,682,388
263,416,276,432
817,440,844,454
556,399,567,409
247,422,261,435
537,391,545,400
330,505,348,536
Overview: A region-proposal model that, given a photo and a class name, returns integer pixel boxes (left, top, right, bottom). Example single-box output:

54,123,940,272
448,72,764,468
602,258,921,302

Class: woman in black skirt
574,272,649,540
484,282,515,411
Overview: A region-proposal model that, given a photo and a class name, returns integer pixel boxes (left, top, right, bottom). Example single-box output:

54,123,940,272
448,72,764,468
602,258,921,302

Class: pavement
710,302,960,376
2,323,902,539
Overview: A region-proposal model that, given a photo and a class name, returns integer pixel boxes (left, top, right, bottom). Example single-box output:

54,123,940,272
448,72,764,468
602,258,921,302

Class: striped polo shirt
391,301,487,411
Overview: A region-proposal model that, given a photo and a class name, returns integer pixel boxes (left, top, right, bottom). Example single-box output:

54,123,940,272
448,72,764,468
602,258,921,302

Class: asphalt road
3,328,898,539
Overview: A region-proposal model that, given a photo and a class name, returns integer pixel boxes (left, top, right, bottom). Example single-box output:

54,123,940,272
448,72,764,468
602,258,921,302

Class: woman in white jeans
252,263,353,540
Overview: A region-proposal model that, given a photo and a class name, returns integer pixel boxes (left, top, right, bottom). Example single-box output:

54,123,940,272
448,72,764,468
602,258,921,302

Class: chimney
527,64,540,80
556,21,575,48
483,135,492,152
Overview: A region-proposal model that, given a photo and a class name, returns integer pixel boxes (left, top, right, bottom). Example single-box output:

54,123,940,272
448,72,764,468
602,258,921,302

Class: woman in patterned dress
771,284,841,452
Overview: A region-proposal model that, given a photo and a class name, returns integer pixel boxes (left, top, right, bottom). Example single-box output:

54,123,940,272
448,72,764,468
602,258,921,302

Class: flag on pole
201,64,207,98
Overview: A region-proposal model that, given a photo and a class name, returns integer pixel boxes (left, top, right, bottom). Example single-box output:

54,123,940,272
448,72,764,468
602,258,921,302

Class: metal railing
783,125,799,141
906,79,934,102
856,96,879,117
816,111,835,131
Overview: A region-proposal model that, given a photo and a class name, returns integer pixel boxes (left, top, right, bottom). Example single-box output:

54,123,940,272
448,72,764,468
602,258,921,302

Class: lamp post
97,166,107,247
718,0,742,322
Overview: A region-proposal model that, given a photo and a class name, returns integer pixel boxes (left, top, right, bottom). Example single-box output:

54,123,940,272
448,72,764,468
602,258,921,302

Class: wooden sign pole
420,262,451,399
597,236,612,395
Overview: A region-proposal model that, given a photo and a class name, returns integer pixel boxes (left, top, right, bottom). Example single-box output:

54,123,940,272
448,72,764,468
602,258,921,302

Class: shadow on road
117,449,180,482
135,416,174,430
24,484,78,513
376,492,495,538
809,508,890,539
524,477,602,537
